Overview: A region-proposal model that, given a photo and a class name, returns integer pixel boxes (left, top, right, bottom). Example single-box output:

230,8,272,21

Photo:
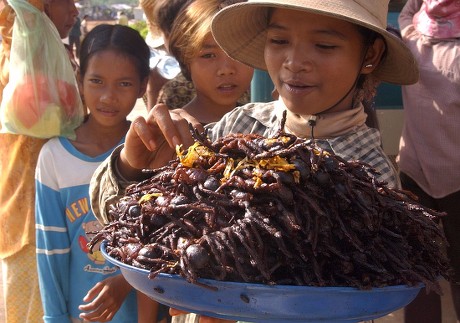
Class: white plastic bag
0,0,84,139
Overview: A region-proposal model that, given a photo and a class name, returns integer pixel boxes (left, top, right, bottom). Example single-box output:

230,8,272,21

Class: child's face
189,34,254,109
265,8,373,115
44,0,79,39
79,50,147,127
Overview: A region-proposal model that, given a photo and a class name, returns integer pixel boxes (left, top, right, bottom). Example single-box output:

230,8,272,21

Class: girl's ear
361,37,386,75
138,76,149,98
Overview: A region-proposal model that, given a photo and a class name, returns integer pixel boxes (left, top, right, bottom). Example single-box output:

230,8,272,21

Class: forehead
86,50,139,75
200,33,219,48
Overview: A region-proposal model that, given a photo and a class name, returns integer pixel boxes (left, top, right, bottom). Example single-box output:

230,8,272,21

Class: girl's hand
169,308,236,323
78,274,132,322
118,104,203,180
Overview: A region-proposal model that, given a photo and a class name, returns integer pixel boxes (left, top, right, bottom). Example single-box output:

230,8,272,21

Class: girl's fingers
150,104,202,149
148,104,181,148
129,117,158,151
79,303,115,322
82,282,103,303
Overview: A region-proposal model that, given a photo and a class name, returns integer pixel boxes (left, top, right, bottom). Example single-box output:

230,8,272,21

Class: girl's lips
217,84,238,92
97,108,118,116
283,81,315,94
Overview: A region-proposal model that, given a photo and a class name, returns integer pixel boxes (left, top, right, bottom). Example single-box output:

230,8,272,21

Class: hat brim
212,1,419,85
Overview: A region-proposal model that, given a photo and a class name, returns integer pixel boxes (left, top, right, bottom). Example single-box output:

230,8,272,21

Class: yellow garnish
223,158,235,180
175,144,184,158
253,176,263,188
258,156,296,171
139,192,162,204
178,142,214,167
176,141,296,189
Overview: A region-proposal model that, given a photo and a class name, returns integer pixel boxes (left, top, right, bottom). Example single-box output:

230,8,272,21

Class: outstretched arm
90,104,202,224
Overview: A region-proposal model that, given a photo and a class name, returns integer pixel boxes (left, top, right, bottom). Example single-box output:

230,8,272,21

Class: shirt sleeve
398,0,423,33
90,145,138,224
35,144,72,323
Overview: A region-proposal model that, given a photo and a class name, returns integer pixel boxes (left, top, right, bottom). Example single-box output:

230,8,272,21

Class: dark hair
79,24,150,81
154,0,191,38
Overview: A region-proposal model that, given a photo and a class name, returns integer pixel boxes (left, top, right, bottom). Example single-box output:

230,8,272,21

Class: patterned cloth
2,245,44,323
414,0,460,39
90,100,398,225
157,72,251,110
157,73,196,109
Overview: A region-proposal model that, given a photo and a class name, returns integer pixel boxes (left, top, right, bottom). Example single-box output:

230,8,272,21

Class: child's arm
78,274,132,322
90,104,202,224
137,291,160,323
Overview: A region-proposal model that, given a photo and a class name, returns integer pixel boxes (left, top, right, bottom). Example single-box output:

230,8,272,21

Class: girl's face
44,0,79,39
79,50,147,128
264,8,383,115
189,34,254,110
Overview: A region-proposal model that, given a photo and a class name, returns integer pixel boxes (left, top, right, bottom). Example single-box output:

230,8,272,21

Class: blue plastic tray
102,242,421,323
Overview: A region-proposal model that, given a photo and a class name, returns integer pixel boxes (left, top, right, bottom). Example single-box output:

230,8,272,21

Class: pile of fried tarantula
90,116,451,293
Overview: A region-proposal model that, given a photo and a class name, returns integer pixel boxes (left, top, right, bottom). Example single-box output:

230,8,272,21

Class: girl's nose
99,87,117,104
217,56,236,76
284,46,313,73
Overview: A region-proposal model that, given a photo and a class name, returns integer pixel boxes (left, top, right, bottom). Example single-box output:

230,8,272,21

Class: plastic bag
0,0,84,139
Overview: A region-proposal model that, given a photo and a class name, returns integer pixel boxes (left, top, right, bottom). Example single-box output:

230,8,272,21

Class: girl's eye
200,52,216,59
120,81,133,87
268,38,288,45
88,78,102,84
316,44,338,50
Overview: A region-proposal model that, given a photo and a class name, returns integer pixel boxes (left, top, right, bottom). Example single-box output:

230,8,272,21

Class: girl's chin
284,104,314,116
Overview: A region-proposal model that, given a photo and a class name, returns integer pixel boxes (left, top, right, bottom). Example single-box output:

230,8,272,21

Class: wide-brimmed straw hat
211,0,419,85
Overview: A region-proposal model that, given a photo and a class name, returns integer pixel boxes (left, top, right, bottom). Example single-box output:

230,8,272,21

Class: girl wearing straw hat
90,0,419,192
90,0,420,321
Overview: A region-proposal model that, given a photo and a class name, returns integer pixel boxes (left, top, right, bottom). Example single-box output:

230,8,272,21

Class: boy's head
169,0,244,80
211,0,419,86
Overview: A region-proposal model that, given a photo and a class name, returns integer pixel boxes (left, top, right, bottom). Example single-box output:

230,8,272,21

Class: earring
365,64,373,68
